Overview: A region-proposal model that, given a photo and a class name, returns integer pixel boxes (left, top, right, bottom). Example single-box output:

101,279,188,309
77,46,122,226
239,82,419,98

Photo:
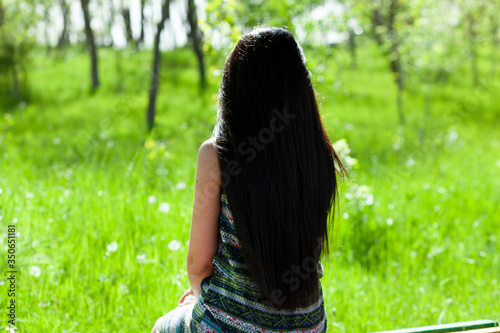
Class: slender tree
347,25,357,69
57,0,70,48
187,0,205,88
371,9,385,47
387,0,405,125
490,11,499,78
138,0,146,47
0,1,35,103
43,5,52,53
461,0,489,87
364,0,406,125
147,0,170,131
122,6,135,48
80,0,99,90
337,2,367,69
0,0,4,27
466,12,479,87
345,0,408,125
105,0,115,47
353,0,407,125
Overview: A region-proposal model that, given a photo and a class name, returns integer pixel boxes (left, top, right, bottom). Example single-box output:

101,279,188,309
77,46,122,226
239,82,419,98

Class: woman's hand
178,288,196,307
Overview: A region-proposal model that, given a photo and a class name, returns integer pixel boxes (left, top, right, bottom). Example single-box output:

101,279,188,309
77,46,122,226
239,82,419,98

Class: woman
152,27,346,333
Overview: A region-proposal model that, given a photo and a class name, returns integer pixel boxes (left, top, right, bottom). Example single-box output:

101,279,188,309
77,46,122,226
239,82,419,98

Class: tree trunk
391,42,404,125
147,0,170,131
122,7,136,48
348,27,357,69
138,0,146,47
419,85,431,144
11,63,19,101
80,0,99,90
0,0,4,27
44,6,51,54
467,12,479,87
387,0,399,78
57,0,70,48
106,0,115,47
388,0,405,125
187,0,206,88
371,9,384,47
115,49,124,92
490,14,498,79
396,74,404,126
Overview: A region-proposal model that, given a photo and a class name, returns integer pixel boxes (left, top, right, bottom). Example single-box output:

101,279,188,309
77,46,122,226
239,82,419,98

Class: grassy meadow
0,43,499,332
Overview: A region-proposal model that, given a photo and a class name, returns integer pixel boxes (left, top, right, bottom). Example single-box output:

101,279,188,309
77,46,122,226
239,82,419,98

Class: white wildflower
148,195,157,205
136,253,147,263
30,266,41,278
119,283,129,295
346,184,374,208
332,139,358,169
447,130,459,142
159,202,170,214
106,241,118,252
332,139,351,158
175,182,186,190
345,156,358,168
168,240,181,251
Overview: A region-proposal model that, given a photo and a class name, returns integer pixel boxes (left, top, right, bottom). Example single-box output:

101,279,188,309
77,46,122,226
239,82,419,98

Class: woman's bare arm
186,138,221,299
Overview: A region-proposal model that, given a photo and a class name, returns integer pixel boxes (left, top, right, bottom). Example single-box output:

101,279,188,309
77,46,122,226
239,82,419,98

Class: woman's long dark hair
214,27,346,309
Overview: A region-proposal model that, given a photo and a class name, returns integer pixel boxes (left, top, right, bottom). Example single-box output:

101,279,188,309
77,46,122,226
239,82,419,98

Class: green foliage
0,1,38,107
203,0,324,47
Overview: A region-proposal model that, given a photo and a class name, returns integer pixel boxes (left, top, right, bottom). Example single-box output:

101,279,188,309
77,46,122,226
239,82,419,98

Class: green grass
0,43,499,332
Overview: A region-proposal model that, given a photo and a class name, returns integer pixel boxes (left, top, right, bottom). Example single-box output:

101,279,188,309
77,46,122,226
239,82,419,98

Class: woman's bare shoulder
198,138,218,161
197,138,220,182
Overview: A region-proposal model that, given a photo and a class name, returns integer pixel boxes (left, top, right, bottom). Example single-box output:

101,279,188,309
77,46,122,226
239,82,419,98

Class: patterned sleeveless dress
155,193,327,333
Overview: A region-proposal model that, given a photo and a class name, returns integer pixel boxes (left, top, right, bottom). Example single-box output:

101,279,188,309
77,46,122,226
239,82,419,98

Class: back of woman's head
215,27,345,309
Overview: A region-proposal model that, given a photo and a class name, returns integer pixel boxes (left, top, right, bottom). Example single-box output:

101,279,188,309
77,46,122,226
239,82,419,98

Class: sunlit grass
0,44,499,332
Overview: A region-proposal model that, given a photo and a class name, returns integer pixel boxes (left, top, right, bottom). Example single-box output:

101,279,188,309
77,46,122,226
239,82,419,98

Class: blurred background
0,0,499,331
